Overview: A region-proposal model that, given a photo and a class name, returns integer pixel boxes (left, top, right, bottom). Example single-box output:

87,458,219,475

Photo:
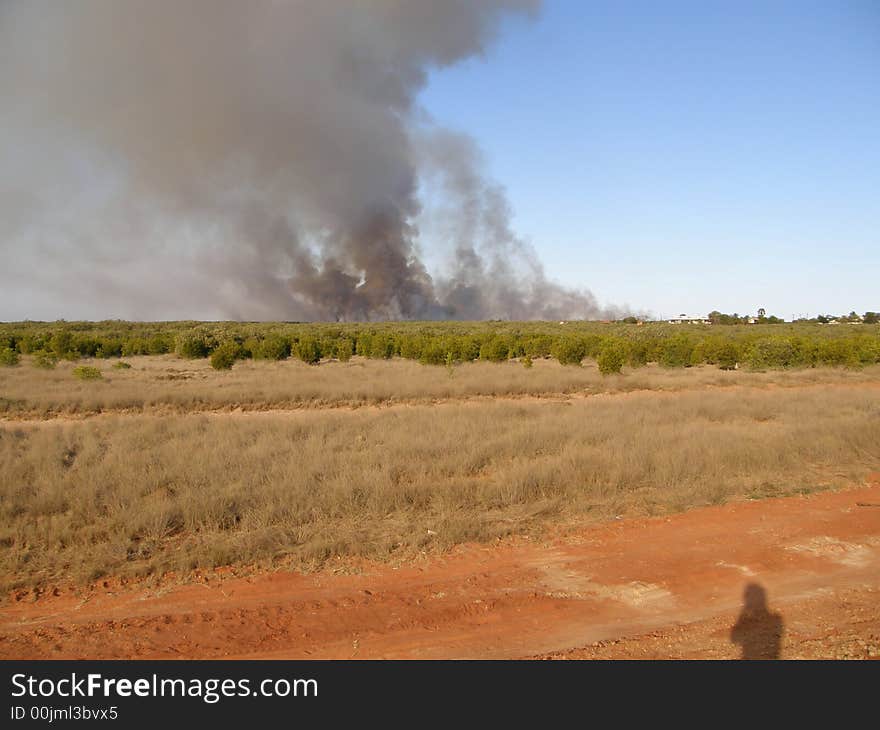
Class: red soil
2,477,879,660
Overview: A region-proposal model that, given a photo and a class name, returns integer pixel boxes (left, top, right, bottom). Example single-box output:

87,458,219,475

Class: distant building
667,314,711,324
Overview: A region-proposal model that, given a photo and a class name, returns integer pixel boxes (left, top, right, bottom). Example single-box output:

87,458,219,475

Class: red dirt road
2,480,879,660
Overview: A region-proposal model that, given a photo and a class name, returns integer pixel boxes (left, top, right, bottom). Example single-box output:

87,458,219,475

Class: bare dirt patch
2,480,878,659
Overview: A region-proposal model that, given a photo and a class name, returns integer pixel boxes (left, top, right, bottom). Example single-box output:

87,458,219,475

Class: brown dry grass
2,376,878,592
1,355,879,418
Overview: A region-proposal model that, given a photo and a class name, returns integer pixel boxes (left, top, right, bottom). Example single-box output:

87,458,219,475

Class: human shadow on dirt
730,583,784,659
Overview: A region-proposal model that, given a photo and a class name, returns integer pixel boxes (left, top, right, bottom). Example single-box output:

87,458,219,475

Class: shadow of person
730,583,783,660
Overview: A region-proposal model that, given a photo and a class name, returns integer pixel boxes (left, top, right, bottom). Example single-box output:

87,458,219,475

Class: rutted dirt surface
2,479,879,660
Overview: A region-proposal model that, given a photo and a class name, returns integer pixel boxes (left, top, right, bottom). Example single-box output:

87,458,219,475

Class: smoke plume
1,0,618,321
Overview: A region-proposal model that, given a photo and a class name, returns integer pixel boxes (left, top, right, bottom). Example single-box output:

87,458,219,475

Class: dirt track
2,477,879,660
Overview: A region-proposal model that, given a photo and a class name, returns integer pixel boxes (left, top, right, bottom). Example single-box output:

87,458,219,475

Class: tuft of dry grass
1,382,877,592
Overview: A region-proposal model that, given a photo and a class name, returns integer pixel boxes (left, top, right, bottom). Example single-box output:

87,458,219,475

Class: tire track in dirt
2,479,879,659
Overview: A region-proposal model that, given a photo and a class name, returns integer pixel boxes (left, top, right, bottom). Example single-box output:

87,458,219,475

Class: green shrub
716,343,740,370
296,337,322,364
746,338,797,370
146,335,172,355
507,339,526,359
253,334,290,361
113,361,132,370
355,333,372,357
690,336,740,369
122,338,149,357
460,336,482,362
625,340,649,367
267,335,293,361
176,333,210,359
96,338,123,358
74,336,101,358
789,336,818,367
398,335,424,361
552,337,586,366
369,334,396,360
210,341,242,370
581,334,608,359
50,331,74,358
479,336,510,363
816,339,859,368
0,347,20,367
418,339,447,365
597,346,625,375
17,334,46,354
523,335,553,358
335,338,354,362
522,354,533,369
855,336,880,365
659,334,695,368
32,351,58,369
72,365,102,380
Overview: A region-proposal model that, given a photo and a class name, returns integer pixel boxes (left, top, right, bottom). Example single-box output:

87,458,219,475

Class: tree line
1,319,878,375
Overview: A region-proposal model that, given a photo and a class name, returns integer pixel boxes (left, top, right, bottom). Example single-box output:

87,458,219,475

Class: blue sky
419,0,879,319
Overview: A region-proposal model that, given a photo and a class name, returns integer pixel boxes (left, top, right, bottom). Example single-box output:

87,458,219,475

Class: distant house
667,314,710,324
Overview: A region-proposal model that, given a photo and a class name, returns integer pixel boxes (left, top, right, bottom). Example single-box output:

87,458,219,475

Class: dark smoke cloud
1,0,620,321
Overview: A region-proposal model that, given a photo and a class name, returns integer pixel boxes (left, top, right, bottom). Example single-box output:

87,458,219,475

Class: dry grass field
1,357,878,593
2,353,879,417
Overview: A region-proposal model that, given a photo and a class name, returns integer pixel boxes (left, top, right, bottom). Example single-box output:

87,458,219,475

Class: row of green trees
2,321,878,374
707,311,785,325
811,312,879,324
197,331,880,372
4,329,175,359
671,311,878,325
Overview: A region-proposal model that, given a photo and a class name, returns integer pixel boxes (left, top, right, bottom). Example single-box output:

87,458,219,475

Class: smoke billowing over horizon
1,1,626,322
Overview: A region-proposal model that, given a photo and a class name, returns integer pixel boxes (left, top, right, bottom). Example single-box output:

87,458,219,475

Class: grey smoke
0,0,619,321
